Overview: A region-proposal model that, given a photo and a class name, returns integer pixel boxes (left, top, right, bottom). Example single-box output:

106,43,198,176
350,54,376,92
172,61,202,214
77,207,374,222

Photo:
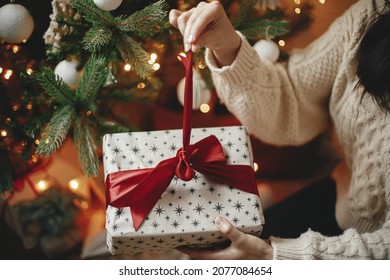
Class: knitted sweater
205,0,390,259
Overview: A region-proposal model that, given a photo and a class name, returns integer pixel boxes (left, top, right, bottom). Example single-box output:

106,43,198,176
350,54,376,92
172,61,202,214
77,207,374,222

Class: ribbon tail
192,163,259,196
128,158,178,230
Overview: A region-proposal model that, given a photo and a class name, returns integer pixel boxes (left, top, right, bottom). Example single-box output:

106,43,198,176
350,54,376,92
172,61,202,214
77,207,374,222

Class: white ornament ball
0,4,34,44
93,0,123,11
253,39,280,63
177,71,211,110
54,60,81,88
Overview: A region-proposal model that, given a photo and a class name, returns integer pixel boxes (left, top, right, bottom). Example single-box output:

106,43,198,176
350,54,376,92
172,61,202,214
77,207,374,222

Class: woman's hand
169,1,241,67
177,216,274,260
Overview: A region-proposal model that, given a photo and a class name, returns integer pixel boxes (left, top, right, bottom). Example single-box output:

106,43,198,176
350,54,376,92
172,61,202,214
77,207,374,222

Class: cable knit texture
205,0,390,259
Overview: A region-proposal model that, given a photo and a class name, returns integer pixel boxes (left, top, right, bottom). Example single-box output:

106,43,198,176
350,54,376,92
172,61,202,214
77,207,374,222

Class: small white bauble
253,39,280,63
93,0,123,11
0,4,34,43
54,60,81,88
177,71,211,110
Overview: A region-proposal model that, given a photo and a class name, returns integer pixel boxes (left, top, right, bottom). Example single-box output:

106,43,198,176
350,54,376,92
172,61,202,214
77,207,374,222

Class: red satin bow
105,51,259,231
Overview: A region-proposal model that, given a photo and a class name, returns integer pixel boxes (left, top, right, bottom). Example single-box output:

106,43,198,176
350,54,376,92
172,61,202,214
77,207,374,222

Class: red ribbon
105,51,259,231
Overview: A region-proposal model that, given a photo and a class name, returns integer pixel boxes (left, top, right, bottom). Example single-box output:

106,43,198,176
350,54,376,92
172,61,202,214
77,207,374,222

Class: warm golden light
36,180,49,192
1,130,8,137
4,69,13,80
294,0,301,4
5,117,11,124
278,40,286,47
124,63,131,72
150,53,157,62
69,179,80,191
152,63,160,71
26,102,33,110
12,45,20,53
295,8,301,14
0,67,3,74
31,154,39,163
35,139,40,145
319,0,326,4
198,61,206,69
12,104,19,111
254,162,259,172
200,103,210,113
26,68,34,75
137,82,146,89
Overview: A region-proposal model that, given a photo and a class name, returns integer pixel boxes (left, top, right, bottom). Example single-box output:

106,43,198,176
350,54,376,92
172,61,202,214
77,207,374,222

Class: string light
4,69,13,80
152,63,160,71
319,0,326,4
253,162,259,172
123,63,131,72
12,45,20,54
69,179,80,191
0,67,3,74
294,0,301,4
278,40,286,47
1,130,8,137
198,61,206,69
26,68,34,75
26,102,33,110
36,180,49,192
199,103,210,113
137,82,145,89
295,7,301,14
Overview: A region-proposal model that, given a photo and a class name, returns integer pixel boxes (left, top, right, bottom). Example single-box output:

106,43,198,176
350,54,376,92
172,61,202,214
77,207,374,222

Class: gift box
103,51,264,255
104,126,264,255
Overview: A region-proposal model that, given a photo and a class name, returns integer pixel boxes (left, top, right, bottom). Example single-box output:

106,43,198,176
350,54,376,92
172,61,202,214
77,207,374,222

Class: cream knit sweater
205,0,390,259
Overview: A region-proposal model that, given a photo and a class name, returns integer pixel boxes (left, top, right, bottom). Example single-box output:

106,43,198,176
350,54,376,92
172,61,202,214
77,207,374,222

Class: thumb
214,216,245,244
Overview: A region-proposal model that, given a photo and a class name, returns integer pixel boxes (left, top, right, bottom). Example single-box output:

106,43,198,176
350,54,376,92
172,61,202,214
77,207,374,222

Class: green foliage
34,54,108,176
239,18,289,40
36,105,74,155
73,118,99,178
69,0,168,78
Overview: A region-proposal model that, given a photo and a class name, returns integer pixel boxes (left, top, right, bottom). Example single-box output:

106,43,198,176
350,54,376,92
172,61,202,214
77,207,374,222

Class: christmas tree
0,0,313,194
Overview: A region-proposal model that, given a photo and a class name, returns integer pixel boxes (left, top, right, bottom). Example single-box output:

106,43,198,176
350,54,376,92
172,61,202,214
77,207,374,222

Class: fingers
214,216,245,245
169,2,225,53
168,9,181,29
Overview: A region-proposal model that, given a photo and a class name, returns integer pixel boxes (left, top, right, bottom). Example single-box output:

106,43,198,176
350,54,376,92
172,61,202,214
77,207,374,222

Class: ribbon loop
175,148,196,181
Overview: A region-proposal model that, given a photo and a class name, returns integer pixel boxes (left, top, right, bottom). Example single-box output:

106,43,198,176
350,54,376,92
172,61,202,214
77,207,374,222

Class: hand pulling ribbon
105,51,259,230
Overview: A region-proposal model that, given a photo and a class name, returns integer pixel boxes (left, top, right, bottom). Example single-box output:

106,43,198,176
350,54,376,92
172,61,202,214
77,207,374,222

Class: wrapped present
104,52,264,255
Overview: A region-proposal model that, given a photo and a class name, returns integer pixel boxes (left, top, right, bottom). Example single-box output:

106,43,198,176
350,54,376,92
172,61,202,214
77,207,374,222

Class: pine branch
69,0,115,27
73,118,99,177
117,35,153,78
34,67,74,105
235,0,259,26
76,54,108,101
116,0,168,33
82,26,113,52
239,18,289,40
36,105,74,156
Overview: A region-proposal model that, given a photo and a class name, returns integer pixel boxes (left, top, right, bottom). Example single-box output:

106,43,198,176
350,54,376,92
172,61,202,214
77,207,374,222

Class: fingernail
188,34,194,43
184,43,191,52
214,216,224,227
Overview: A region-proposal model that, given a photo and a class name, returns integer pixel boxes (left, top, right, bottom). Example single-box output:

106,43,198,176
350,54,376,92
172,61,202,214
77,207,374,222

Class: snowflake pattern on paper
104,126,264,255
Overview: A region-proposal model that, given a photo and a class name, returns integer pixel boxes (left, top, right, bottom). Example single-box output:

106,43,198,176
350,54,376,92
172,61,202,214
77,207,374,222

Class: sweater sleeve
270,212,390,260
205,6,350,146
